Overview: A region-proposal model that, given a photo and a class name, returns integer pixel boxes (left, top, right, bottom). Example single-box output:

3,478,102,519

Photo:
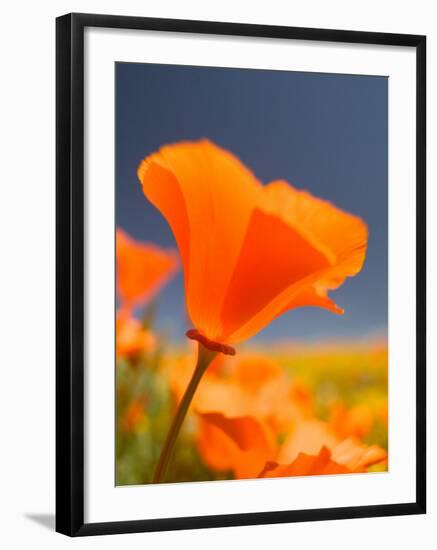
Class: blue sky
116,63,388,344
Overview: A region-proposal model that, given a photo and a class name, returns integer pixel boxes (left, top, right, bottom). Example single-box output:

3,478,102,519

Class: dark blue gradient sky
116,63,388,344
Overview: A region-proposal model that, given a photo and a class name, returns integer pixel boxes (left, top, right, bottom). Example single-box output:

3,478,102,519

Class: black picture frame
56,12,426,537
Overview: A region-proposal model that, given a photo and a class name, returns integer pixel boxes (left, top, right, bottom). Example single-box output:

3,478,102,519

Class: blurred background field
116,314,388,485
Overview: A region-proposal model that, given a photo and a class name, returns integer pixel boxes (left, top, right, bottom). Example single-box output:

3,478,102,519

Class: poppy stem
152,342,218,483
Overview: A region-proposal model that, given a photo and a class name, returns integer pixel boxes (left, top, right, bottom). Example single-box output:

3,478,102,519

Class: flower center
186,329,236,356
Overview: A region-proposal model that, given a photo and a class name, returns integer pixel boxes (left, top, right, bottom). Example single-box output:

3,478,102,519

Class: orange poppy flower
138,140,367,352
197,413,386,480
277,418,387,472
116,227,178,313
116,313,156,358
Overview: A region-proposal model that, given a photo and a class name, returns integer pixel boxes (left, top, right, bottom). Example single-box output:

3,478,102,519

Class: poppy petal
281,287,344,315
197,412,277,479
223,181,367,343
116,228,178,310
278,419,338,463
278,419,387,472
331,438,387,471
220,207,330,342
259,446,352,478
138,140,262,341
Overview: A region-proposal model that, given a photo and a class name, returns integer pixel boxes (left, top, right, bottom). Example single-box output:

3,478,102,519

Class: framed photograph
56,12,426,536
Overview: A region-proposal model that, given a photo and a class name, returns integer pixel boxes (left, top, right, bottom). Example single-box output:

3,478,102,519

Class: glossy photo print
115,63,388,486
